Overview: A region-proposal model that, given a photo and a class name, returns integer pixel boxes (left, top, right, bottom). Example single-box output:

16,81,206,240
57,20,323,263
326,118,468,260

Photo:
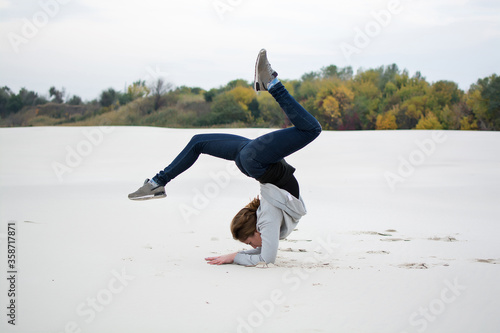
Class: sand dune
1,127,499,333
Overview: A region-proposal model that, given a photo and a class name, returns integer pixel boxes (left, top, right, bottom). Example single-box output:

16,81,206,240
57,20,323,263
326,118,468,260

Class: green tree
204,88,218,102
301,71,321,81
6,94,23,114
117,92,132,106
351,80,381,129
225,79,251,91
379,64,400,91
295,79,321,101
67,95,82,105
19,88,39,106
127,80,150,100
209,92,247,125
431,81,461,108
49,86,64,103
99,88,117,108
430,80,463,128
467,74,500,130
321,65,353,81
0,87,11,117
256,92,284,126
391,73,431,129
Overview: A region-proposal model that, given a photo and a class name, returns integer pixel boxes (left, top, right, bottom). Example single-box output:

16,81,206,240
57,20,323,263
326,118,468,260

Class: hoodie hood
259,183,307,239
260,183,307,219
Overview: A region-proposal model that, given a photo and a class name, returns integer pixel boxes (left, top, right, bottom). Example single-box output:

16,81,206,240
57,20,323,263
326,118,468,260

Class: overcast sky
1,0,499,100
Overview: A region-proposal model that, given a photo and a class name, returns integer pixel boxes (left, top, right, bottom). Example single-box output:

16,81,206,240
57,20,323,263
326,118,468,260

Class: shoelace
265,62,276,77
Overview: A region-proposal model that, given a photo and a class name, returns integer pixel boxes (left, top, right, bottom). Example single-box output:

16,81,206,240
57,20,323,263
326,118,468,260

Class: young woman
129,49,322,266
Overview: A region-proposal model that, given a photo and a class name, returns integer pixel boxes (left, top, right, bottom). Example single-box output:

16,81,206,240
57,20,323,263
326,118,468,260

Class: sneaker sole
254,49,266,92
128,192,166,201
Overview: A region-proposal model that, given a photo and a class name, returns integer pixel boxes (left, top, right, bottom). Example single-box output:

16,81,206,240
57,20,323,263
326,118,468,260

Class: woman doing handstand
128,49,322,266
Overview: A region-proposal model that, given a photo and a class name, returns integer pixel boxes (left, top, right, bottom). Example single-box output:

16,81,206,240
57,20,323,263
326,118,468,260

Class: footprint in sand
428,236,459,242
352,230,399,237
366,250,390,254
281,248,308,253
398,263,429,269
475,259,500,264
353,231,381,235
380,238,411,242
398,262,451,269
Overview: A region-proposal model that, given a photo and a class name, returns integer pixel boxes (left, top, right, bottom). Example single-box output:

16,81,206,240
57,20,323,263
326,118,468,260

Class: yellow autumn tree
315,83,354,129
459,116,478,130
376,110,398,129
228,86,256,110
322,95,341,121
415,111,443,129
227,86,257,122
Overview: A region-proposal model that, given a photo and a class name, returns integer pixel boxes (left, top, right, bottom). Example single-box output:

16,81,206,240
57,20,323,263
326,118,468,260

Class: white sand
0,127,499,333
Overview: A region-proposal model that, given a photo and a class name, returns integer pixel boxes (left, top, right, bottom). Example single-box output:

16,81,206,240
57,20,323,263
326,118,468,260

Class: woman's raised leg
238,50,322,175
128,133,250,200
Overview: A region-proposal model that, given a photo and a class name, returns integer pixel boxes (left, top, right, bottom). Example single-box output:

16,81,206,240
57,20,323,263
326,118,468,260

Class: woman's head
231,197,261,247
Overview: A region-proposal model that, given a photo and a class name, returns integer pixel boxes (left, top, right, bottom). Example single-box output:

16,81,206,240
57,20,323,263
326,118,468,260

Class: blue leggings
153,82,322,185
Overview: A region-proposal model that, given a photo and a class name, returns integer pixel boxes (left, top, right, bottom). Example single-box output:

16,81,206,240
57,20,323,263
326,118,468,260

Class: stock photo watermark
144,65,170,83
59,267,135,333
212,0,245,21
179,161,241,224
5,221,18,326
340,0,404,62
7,0,73,54
236,234,338,333
402,278,466,333
384,131,448,191
51,126,115,182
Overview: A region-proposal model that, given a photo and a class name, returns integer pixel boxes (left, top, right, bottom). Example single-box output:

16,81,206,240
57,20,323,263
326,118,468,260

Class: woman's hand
205,252,237,265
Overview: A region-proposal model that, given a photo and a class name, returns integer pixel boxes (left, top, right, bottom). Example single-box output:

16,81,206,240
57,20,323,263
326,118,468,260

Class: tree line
1,64,499,130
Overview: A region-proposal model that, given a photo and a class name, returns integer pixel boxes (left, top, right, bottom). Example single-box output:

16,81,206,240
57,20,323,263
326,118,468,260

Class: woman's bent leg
239,82,322,170
153,133,250,186
270,82,322,135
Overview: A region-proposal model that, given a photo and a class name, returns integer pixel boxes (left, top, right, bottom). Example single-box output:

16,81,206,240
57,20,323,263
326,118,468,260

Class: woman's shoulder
259,183,307,219
257,194,282,215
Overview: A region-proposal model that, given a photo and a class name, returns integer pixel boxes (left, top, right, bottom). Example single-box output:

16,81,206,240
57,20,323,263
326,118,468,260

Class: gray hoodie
233,183,307,266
